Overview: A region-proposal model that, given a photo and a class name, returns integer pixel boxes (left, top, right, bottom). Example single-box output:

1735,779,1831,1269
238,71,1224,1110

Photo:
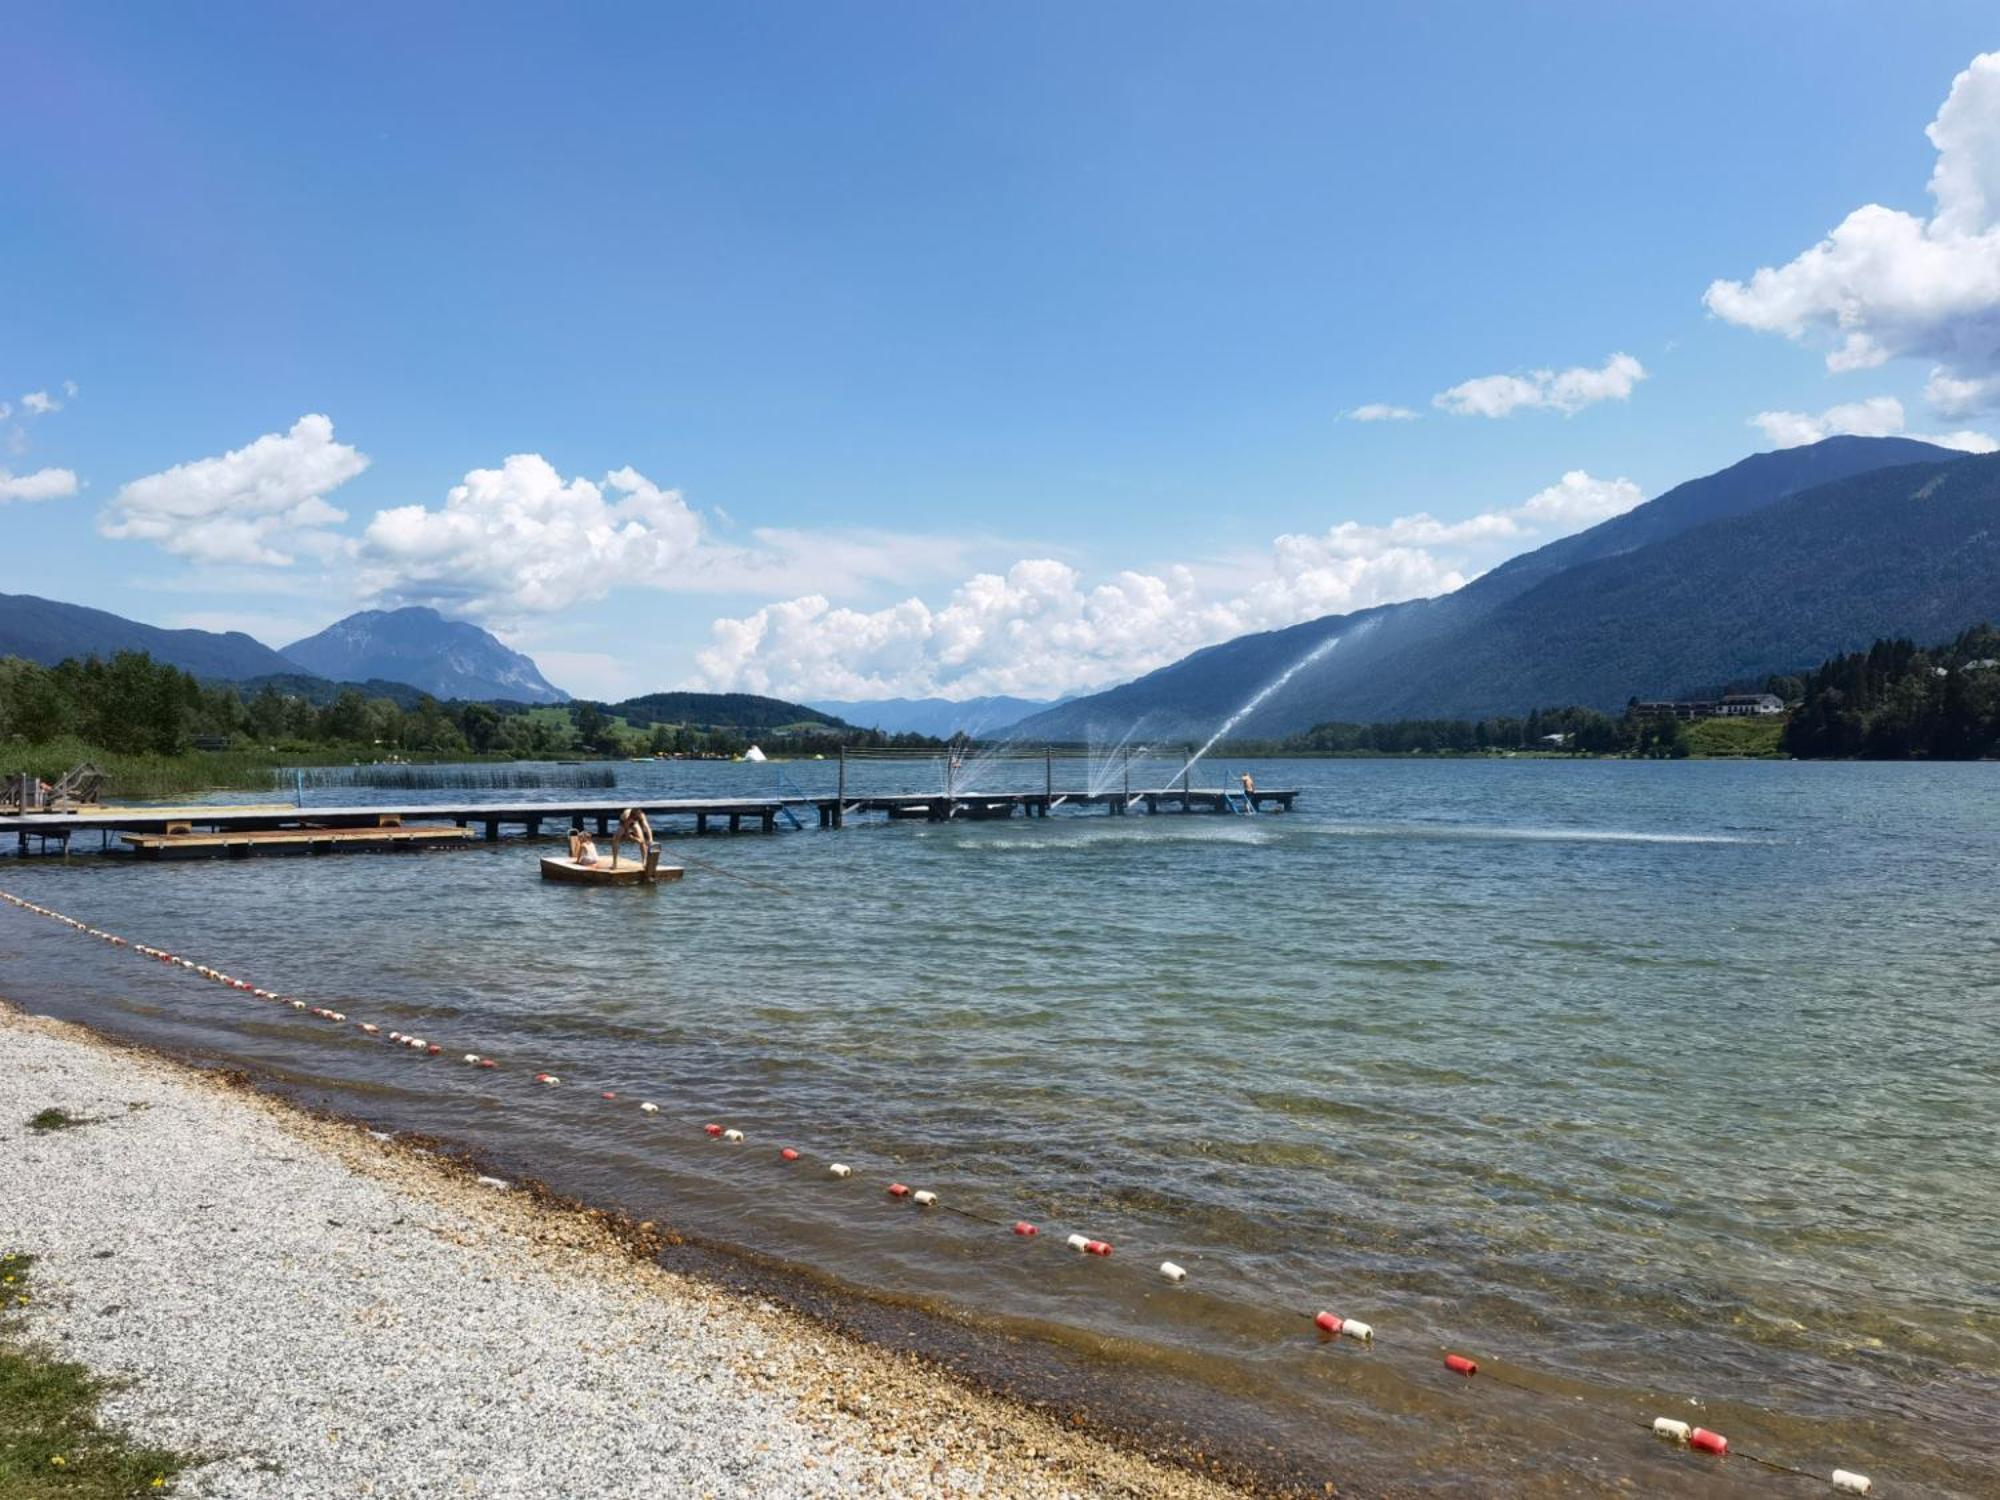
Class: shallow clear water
5,758,1996,1495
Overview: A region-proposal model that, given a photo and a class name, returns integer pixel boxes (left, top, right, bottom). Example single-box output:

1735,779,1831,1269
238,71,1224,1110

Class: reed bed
283,763,618,792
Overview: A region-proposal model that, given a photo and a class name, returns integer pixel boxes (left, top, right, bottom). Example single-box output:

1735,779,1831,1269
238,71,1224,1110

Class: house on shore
1634,693,1784,721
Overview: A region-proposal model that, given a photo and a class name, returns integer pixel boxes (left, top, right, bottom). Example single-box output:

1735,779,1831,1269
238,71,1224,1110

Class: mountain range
282,607,568,704
0,592,301,680
807,695,1059,738
0,594,570,705
1011,435,1987,739
8,435,1998,734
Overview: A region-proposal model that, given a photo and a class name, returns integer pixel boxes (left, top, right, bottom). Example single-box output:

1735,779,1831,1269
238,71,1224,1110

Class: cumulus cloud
359,455,704,619
0,466,79,504
20,389,60,416
1925,367,2000,417
356,453,981,621
1433,353,1647,417
1707,52,2000,408
1749,395,1997,453
1347,403,1419,422
692,471,1643,700
99,414,368,566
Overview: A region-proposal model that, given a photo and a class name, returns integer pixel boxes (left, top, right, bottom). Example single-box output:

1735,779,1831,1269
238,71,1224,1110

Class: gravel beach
0,1003,1249,1499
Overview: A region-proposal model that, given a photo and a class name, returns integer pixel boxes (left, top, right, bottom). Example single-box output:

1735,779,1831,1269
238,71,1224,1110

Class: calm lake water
4,757,1996,1495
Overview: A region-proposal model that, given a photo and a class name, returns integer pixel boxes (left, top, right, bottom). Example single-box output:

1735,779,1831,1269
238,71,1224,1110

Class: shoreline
1,1002,1262,1499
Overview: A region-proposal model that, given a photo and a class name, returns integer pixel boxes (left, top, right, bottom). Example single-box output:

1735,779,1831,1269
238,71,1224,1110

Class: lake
4,756,1995,1496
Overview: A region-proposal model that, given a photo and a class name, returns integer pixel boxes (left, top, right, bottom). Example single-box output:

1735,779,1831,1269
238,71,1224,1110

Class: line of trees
0,651,947,763
1249,704,1694,758
1781,624,2000,759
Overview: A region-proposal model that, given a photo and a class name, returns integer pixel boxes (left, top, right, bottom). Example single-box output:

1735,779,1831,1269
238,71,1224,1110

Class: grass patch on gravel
27,1109,88,1134
0,1252,190,1497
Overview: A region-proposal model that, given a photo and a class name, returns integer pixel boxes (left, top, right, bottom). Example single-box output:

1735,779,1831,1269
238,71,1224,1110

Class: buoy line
0,886,1878,1495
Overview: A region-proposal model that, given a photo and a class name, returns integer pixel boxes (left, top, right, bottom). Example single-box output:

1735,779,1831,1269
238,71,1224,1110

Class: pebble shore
0,1004,1249,1499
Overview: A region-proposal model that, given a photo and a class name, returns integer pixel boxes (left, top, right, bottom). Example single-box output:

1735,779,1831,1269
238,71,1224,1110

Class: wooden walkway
1,787,1299,859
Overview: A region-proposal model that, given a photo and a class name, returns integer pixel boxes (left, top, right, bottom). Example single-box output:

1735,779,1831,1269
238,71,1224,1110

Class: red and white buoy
1689,1428,1728,1456
1315,1311,1343,1336
887,1183,911,1198
705,1123,723,1137
1444,1354,1478,1376
828,1162,852,1178
779,1147,799,1161
1012,1221,1038,1237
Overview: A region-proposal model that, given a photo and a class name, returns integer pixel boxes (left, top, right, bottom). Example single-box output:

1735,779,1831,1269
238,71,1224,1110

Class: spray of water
1148,621,1368,797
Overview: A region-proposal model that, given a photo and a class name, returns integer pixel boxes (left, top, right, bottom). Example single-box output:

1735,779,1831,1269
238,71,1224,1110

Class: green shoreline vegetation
0,654,941,800
0,1252,190,1498
5,626,1996,801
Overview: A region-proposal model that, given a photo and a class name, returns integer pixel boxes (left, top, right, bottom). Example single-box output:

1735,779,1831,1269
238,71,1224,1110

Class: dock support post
596,814,610,836
485,820,500,842
762,810,776,833
525,817,540,839
836,747,846,828
697,812,709,836
729,812,742,833
571,815,585,833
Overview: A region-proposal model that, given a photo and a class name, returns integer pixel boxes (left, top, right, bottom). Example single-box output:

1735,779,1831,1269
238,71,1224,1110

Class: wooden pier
0,785,1298,860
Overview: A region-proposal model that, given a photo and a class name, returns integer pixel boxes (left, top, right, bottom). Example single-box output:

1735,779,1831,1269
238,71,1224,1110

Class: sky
6,4,2000,703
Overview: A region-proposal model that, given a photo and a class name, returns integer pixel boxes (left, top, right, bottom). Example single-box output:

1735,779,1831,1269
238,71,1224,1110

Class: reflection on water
5,758,1996,1495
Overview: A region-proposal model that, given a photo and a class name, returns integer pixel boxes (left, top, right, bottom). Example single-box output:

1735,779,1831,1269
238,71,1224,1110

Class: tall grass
1,736,322,800
287,764,618,791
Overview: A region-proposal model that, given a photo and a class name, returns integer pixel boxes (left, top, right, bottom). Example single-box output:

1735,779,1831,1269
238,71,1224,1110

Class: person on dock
1239,771,1256,801
568,829,601,866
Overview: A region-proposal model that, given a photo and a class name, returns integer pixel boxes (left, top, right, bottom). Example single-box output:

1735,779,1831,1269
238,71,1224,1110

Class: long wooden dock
1,785,1298,859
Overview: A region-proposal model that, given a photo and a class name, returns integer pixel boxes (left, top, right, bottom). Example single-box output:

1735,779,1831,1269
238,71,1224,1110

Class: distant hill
227,672,437,710
608,691,850,732
283,607,568,705
0,591,301,679
807,695,1055,737
1010,436,1972,739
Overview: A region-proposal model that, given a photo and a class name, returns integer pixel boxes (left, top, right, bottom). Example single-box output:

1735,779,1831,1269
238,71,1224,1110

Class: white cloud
692,470,1643,700
1925,367,2000,417
0,466,79,504
357,453,982,621
1347,403,1419,422
99,414,369,566
62,380,79,399
1749,395,1998,453
1433,352,1647,417
1707,52,2000,408
20,390,59,416
359,455,704,619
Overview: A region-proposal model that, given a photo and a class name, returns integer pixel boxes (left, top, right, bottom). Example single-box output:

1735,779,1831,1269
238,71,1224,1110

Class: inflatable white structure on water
742,745,768,762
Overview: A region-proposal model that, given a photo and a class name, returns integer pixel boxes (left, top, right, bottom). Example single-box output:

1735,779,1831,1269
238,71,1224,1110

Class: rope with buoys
0,886,1880,1495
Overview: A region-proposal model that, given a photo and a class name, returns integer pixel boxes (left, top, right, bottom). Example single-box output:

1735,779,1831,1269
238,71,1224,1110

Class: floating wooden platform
121,825,474,858
539,853,684,886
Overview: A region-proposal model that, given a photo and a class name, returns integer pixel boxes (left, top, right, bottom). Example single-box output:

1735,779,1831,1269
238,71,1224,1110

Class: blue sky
6,4,1998,700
